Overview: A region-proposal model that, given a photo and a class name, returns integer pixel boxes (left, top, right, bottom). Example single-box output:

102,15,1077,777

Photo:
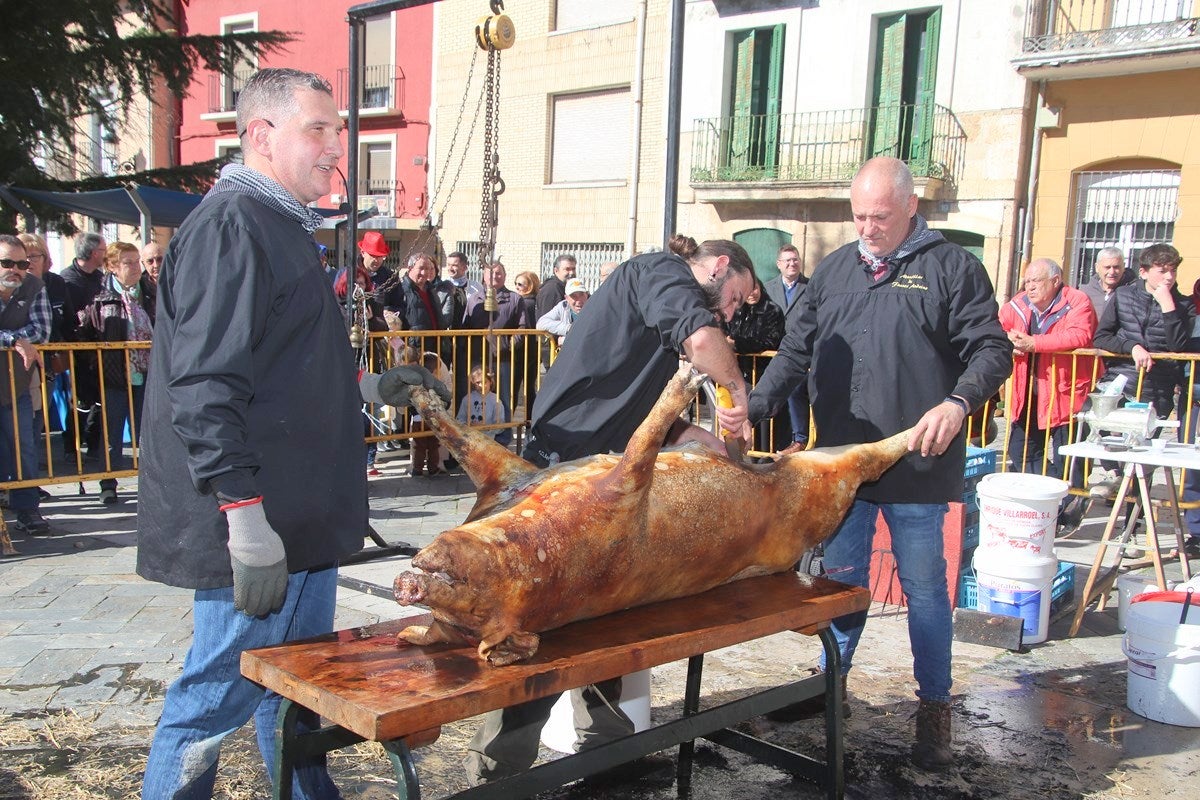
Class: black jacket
1093,278,1193,402
529,251,717,462
136,191,366,589
726,297,785,354
76,273,156,390
60,263,105,341
749,238,1012,503
535,275,566,320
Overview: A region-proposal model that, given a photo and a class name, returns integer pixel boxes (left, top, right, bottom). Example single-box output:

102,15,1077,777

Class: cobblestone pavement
3,446,1199,798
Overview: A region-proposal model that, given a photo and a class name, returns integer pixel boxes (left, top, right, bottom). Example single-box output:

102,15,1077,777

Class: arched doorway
734,227,792,286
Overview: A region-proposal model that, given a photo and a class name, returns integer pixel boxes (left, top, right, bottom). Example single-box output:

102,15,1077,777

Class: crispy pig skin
394,364,912,665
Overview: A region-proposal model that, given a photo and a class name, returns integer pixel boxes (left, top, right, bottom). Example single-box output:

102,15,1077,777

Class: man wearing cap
353,230,399,308
535,277,589,345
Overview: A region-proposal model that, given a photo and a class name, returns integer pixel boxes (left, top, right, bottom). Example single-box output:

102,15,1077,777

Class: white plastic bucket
974,553,1058,644
976,473,1068,560
1116,572,1170,632
540,669,651,754
1123,592,1200,727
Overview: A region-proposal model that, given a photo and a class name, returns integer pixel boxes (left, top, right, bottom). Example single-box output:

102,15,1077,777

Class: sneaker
99,488,118,505
12,510,50,536
1087,468,1119,500
911,699,954,772
366,468,382,477
409,468,423,478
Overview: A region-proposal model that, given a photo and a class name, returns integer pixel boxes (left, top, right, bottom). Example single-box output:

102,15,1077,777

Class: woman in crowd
724,277,786,455
513,270,543,412
76,241,156,505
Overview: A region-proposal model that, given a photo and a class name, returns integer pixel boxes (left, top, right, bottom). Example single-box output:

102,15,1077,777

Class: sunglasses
0,258,31,270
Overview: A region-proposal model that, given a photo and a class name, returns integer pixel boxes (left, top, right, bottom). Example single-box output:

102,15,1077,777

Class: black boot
911,699,953,771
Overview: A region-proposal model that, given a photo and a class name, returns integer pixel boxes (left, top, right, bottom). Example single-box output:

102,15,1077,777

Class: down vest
1092,279,1193,404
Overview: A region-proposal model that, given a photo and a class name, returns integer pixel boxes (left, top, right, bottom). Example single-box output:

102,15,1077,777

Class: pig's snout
394,571,426,605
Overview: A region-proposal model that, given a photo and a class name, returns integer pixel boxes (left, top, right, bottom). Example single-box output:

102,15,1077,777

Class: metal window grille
539,242,624,289
1067,169,1180,287
454,240,487,283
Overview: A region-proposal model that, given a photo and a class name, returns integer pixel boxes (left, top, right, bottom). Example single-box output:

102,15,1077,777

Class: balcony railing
337,64,405,112
1022,0,1200,56
359,178,397,216
206,69,254,115
690,104,966,187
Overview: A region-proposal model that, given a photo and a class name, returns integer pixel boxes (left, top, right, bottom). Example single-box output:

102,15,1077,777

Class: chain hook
490,0,504,14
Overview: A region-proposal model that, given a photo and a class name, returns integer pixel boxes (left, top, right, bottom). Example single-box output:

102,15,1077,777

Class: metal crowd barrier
5,338,1200,511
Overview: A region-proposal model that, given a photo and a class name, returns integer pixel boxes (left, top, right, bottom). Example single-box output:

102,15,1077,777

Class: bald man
141,241,165,284
749,156,1011,771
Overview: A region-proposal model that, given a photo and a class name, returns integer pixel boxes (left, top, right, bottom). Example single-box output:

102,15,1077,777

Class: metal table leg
676,654,705,797
819,628,844,800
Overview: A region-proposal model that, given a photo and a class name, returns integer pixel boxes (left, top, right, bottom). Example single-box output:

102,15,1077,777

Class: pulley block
476,13,515,51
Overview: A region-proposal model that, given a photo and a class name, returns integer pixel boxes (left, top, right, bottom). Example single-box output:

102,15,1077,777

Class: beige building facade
430,0,674,286
1015,0,1200,291
676,0,1031,297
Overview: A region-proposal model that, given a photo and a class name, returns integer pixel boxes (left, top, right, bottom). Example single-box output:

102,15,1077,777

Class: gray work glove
223,498,288,617
360,365,452,408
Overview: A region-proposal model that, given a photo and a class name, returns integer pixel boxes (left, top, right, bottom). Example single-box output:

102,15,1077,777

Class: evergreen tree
0,0,292,232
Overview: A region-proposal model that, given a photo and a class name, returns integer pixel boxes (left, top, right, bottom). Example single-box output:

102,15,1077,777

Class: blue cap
317,244,328,254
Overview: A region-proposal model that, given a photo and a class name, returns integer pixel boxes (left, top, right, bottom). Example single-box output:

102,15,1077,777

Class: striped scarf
858,214,944,279
207,163,324,234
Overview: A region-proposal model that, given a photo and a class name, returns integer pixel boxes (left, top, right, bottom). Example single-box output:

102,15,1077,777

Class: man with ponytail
464,234,757,785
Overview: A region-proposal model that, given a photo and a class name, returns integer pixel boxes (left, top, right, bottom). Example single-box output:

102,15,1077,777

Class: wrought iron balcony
205,69,254,115
337,64,405,113
358,178,398,217
689,104,965,196
1015,0,1200,77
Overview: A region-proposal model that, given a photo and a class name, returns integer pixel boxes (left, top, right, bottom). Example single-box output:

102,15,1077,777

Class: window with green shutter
723,24,784,180
869,9,940,174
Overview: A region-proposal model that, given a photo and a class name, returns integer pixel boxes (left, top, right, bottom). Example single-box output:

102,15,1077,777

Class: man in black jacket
138,68,366,800
748,157,1011,772
60,231,106,460
1086,243,1193,499
763,243,810,454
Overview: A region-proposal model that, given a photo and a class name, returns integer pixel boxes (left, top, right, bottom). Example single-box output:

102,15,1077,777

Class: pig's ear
480,629,540,666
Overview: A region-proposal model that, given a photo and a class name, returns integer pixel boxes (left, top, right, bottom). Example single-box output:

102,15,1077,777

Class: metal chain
478,47,498,270
428,45,482,214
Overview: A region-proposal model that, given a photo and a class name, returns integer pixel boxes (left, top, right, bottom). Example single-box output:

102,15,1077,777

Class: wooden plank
242,572,867,742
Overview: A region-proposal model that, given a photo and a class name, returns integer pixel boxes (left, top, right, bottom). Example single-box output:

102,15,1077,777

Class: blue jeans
142,567,342,800
786,387,809,444
0,393,40,512
100,383,144,491
817,500,952,702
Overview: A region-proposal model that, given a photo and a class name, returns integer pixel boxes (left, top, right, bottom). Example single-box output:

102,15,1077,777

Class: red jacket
999,284,1101,429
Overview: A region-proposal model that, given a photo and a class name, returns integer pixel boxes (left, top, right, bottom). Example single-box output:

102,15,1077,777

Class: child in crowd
457,365,512,447
400,346,451,476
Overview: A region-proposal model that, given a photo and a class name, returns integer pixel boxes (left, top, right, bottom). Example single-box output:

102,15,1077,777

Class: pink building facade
175,0,434,262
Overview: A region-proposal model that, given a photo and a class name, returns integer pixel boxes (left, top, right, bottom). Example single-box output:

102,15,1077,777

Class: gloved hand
223,497,288,617
360,365,452,408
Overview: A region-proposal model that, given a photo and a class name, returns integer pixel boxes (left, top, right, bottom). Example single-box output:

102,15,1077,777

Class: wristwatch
944,395,970,414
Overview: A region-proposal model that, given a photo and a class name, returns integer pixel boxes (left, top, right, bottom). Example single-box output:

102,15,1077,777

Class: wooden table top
241,572,868,742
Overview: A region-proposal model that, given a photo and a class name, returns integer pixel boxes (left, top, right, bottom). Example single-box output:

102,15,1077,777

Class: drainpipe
662,0,685,246
625,0,648,258
1020,80,1048,281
